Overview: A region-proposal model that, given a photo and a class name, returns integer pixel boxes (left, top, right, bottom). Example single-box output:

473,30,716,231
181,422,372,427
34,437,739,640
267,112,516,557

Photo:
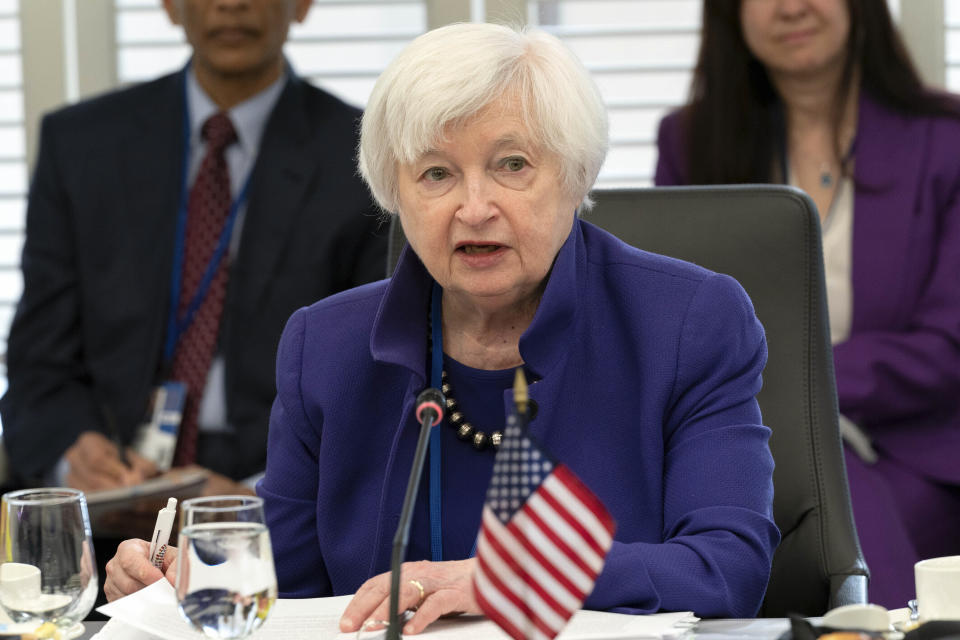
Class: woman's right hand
104,538,178,602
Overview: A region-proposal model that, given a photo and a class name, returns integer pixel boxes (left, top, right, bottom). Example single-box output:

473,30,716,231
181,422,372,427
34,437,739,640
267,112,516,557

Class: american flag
473,412,616,640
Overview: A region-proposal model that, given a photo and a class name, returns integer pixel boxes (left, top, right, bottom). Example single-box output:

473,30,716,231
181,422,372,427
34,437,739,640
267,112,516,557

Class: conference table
77,617,793,639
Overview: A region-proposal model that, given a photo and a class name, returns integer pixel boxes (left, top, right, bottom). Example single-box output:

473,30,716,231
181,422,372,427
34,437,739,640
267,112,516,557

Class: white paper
96,579,697,640
91,619,163,640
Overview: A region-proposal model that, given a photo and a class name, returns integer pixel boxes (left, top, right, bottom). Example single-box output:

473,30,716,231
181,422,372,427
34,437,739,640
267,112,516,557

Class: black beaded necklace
440,369,503,451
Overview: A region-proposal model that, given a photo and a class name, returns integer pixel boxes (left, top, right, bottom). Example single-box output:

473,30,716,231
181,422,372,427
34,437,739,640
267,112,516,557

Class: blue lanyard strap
429,282,444,562
163,69,252,364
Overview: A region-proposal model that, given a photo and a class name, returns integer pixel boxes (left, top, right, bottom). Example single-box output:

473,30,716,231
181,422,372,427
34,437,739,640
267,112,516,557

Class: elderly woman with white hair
105,22,778,631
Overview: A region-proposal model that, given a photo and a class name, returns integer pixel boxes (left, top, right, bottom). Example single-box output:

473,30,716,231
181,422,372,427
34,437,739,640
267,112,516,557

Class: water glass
180,495,266,527
175,496,276,639
0,488,98,633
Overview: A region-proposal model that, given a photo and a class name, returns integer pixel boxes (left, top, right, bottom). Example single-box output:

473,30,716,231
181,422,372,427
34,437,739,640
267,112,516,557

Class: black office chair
385,184,869,617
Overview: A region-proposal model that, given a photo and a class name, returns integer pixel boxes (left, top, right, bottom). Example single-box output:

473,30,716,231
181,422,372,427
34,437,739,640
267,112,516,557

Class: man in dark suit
0,0,386,494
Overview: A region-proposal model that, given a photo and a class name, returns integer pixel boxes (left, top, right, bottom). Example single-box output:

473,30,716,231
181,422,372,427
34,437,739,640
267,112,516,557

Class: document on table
95,579,697,640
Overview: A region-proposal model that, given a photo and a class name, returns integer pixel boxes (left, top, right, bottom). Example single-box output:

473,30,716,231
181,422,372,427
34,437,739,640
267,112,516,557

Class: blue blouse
406,357,510,562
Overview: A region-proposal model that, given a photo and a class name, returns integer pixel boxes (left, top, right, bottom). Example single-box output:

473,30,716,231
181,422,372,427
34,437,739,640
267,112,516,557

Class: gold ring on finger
408,578,426,609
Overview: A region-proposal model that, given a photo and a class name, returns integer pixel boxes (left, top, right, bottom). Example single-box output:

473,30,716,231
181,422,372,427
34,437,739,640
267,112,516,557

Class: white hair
358,22,609,213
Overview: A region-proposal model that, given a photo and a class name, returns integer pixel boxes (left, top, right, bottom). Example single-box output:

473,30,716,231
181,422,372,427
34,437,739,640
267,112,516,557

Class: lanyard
428,282,444,562
427,283,482,561
163,70,253,364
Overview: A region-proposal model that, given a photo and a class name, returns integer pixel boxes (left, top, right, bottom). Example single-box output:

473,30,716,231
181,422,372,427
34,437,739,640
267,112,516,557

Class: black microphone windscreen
415,387,445,426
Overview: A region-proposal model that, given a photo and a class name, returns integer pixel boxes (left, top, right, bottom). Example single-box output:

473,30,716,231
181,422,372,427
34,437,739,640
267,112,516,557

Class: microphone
414,387,444,427
387,388,445,640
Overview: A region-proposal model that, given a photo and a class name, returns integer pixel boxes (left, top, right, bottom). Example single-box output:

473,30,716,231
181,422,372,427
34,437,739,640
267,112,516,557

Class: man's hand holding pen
64,431,157,491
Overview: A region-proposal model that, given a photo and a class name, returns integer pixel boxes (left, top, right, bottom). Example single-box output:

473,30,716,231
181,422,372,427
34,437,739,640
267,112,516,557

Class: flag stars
487,405,556,522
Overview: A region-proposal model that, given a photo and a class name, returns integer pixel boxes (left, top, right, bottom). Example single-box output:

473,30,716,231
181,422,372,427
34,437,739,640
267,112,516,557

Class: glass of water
176,496,276,639
0,488,98,635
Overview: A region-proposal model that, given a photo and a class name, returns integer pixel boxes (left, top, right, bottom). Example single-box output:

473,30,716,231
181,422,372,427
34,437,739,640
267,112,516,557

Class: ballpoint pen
98,400,130,468
148,498,178,569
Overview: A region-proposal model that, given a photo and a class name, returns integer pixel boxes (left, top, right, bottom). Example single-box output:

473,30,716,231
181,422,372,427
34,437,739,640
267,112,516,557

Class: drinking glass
175,496,276,639
0,488,97,637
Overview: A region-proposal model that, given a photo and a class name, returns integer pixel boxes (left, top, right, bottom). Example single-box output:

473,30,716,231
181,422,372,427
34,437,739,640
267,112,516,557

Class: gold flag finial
513,367,529,416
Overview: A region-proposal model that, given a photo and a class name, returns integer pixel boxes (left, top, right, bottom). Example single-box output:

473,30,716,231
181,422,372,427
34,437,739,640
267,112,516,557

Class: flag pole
513,367,529,422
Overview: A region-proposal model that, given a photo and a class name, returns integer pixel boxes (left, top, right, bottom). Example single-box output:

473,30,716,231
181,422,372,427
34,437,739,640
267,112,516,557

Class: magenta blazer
655,92,960,486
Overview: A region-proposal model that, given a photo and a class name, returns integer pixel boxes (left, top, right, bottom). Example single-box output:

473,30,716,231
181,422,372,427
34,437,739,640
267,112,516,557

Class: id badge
131,381,186,471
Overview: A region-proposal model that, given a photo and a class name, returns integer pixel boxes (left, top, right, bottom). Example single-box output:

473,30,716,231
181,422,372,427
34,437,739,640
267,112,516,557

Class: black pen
98,400,131,468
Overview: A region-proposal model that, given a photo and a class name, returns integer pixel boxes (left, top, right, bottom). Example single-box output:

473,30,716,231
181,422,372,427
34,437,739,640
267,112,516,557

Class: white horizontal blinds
288,1,426,108
947,0,960,91
528,0,701,188
114,0,190,83
0,0,25,366
114,0,426,106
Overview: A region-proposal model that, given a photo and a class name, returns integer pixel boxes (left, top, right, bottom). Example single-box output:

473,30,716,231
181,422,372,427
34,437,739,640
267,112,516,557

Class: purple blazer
259,219,779,617
655,93,960,485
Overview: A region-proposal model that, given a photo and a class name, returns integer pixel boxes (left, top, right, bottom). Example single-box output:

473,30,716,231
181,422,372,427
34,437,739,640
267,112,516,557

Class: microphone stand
387,388,444,640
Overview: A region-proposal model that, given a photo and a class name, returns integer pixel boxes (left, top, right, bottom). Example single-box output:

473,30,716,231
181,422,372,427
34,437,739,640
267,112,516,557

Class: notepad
84,468,208,536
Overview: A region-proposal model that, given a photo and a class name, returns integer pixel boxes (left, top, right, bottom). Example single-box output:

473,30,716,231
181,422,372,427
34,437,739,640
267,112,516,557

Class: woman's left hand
339,559,481,635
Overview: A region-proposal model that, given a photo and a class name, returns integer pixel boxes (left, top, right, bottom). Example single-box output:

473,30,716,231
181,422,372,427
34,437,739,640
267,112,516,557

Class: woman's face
740,0,851,80
395,99,578,313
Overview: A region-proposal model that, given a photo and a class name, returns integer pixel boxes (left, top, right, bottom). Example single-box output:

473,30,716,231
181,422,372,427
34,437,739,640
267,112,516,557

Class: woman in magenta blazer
655,0,960,608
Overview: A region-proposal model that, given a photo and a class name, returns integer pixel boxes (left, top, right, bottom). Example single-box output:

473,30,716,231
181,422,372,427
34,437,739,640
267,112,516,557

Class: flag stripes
479,508,582,612
475,562,553,640
475,456,615,640
511,509,594,594
534,484,609,564
477,516,567,637
524,495,601,577
543,468,615,549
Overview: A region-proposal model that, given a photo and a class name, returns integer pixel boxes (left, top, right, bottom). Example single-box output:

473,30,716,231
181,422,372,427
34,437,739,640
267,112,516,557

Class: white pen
148,497,177,569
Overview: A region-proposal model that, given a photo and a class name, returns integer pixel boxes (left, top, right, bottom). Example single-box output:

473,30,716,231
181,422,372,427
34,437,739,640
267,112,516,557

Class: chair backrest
386,184,868,616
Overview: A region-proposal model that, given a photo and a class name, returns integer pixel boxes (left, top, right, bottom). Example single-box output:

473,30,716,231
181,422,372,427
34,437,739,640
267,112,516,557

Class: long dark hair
684,0,960,184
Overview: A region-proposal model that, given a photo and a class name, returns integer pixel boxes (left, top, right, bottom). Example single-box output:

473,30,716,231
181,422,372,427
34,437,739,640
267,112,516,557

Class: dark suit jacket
655,92,960,485
0,70,387,484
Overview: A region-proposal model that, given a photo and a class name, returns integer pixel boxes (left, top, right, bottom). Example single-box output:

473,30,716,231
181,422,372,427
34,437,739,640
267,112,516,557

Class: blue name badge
131,381,187,471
